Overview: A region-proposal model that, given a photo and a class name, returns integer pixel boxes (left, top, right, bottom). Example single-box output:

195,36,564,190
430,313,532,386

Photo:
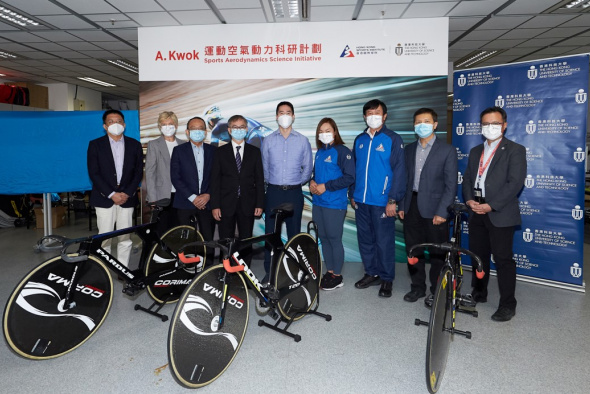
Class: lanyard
478,140,501,176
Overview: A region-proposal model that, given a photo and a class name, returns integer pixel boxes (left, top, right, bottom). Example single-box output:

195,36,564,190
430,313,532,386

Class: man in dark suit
210,115,264,263
399,108,457,304
170,116,216,261
87,109,143,267
463,106,526,322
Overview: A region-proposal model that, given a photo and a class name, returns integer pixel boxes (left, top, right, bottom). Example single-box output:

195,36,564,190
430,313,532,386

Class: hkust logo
570,263,582,278
457,74,466,87
456,123,464,135
457,172,463,184
574,147,585,162
527,65,538,80
340,45,355,58
524,175,534,188
525,120,536,134
575,89,587,104
395,44,403,56
522,228,533,243
572,205,583,220
495,95,505,108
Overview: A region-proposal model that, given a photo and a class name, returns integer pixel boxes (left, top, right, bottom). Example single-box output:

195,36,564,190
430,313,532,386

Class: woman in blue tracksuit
310,118,355,290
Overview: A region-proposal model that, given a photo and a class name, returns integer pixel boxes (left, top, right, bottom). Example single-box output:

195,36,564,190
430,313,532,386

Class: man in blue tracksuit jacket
350,99,406,298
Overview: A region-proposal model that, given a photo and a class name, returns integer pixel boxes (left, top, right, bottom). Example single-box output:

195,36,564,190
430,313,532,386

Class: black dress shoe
469,289,487,303
378,281,393,298
355,274,381,289
491,307,515,322
403,289,426,302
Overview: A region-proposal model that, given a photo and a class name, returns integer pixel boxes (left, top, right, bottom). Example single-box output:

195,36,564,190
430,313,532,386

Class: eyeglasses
481,122,503,127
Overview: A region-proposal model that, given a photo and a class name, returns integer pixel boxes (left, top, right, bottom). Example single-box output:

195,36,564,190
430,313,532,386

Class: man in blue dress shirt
261,101,313,276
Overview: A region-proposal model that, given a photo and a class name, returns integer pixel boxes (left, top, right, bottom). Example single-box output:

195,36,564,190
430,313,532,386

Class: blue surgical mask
414,123,434,138
189,129,205,143
231,128,248,141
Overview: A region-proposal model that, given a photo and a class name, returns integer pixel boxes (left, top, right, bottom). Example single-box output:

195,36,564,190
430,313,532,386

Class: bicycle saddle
448,203,469,215
272,203,294,216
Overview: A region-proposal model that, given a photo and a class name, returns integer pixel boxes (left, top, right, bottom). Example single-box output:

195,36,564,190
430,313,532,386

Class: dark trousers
469,213,517,310
403,193,447,295
154,192,177,237
217,200,255,265
355,202,396,282
312,204,346,275
177,207,216,264
263,185,304,272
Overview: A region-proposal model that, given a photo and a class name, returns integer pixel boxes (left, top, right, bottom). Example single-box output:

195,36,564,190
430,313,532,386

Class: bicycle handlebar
407,242,485,279
178,239,246,273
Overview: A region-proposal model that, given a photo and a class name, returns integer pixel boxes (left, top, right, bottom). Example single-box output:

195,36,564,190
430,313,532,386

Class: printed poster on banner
138,19,448,80
453,54,588,288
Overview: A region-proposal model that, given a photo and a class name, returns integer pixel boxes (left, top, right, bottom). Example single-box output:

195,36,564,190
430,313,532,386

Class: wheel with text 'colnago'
426,266,453,393
274,233,321,321
145,225,205,304
3,255,113,359
168,265,249,388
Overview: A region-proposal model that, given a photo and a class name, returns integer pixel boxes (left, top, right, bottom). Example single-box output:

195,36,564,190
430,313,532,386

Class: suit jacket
87,135,143,209
170,141,215,210
145,136,187,202
210,142,265,217
463,137,526,227
399,137,458,219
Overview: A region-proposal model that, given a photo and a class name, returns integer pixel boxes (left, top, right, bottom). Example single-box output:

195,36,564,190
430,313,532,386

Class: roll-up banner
138,19,449,262
453,54,588,290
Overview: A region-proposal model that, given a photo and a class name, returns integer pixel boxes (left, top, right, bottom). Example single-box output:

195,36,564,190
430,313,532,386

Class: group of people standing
87,99,525,323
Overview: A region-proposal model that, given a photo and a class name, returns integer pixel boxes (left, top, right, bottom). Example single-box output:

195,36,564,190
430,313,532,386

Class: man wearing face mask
87,109,143,267
398,108,457,305
462,106,526,322
261,101,313,277
350,99,406,298
145,111,186,235
170,116,216,262
210,115,264,265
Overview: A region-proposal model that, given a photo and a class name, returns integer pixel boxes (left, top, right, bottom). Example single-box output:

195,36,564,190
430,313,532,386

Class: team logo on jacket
359,144,364,149
324,155,332,163
375,144,385,152
346,154,351,160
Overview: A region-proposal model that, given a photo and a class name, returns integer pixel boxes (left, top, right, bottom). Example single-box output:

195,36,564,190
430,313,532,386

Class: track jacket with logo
312,143,355,210
350,125,406,207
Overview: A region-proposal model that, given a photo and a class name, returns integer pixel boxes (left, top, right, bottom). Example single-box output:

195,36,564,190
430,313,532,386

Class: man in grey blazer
399,108,457,304
145,111,186,235
463,106,526,322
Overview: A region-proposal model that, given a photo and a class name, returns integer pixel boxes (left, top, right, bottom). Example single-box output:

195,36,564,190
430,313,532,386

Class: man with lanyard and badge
463,106,526,322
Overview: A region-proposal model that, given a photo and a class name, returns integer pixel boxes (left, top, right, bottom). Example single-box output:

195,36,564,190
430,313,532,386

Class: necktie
236,146,242,196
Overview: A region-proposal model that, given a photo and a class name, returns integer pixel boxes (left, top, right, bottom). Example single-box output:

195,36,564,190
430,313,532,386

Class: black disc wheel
3,255,113,359
168,265,249,388
145,226,204,304
274,233,321,321
426,266,453,393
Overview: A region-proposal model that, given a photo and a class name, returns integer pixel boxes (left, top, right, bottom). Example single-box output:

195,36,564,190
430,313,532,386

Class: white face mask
481,124,503,140
161,125,176,137
366,115,383,130
277,114,293,129
319,133,334,145
108,123,125,136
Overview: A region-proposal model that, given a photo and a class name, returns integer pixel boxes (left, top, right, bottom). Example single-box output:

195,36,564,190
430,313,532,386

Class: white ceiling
0,0,589,101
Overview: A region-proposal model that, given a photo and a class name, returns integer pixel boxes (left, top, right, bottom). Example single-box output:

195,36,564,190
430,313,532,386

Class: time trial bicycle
167,204,331,388
3,200,205,360
409,203,484,394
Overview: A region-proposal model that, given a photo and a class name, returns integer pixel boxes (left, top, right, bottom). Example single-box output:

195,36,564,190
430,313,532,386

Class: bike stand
258,297,332,342
134,295,175,322
414,318,473,339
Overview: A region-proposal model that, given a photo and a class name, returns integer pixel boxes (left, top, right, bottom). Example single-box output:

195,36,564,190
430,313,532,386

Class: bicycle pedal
459,294,476,307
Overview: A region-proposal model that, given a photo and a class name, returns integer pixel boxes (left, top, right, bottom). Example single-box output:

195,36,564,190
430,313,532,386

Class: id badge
473,188,485,203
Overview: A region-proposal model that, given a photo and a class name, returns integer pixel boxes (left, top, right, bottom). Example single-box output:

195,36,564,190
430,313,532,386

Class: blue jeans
355,202,396,282
312,205,346,275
